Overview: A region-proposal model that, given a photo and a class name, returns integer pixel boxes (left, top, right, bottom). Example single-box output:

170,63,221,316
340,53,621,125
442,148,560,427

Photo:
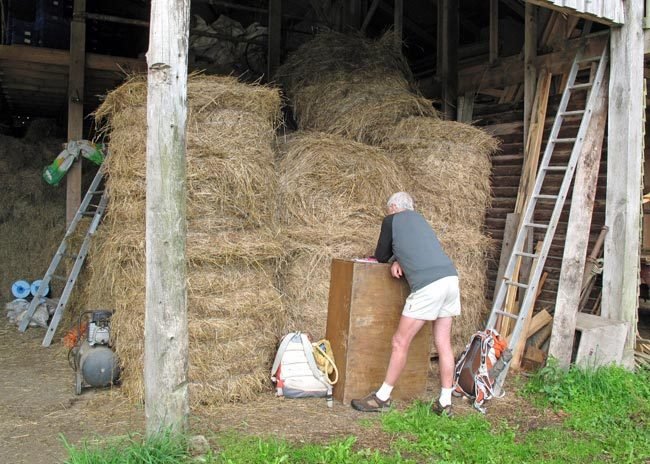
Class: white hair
387,192,414,211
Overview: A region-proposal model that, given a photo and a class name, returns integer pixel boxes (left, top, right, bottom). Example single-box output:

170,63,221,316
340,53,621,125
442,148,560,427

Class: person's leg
433,316,454,388
432,316,454,409
384,315,427,386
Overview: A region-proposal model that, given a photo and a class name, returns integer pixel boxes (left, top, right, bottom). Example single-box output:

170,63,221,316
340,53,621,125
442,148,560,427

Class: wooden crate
325,258,431,405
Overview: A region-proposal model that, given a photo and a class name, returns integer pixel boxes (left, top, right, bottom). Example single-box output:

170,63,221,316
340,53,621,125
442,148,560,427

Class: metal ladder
487,40,609,391
19,164,108,347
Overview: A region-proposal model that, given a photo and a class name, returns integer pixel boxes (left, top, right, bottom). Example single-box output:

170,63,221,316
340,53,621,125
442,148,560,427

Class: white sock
376,383,394,401
439,387,453,407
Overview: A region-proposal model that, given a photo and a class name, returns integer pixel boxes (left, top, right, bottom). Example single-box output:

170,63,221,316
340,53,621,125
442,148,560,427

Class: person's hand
391,261,403,279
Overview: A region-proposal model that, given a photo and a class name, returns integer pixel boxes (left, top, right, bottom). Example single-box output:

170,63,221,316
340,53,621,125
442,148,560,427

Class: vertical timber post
489,0,498,64
66,0,86,226
394,0,403,52
437,0,458,120
145,0,191,435
523,3,537,149
267,0,281,80
603,1,644,369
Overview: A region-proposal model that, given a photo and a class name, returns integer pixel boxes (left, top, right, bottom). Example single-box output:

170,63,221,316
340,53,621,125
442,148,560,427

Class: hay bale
276,32,437,145
275,31,412,91
278,132,405,233
381,117,499,230
86,74,286,410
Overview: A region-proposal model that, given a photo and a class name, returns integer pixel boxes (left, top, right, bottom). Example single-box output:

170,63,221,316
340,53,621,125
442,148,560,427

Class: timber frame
0,0,646,369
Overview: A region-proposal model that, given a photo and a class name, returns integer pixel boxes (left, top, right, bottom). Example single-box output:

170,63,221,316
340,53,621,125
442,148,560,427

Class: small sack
271,332,332,399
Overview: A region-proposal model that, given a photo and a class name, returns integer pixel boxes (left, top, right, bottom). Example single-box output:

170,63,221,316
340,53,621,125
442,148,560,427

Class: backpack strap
270,332,300,380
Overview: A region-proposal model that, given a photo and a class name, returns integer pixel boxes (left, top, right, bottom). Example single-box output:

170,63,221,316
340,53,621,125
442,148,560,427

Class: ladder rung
560,110,585,117
569,82,593,91
90,190,105,195
577,55,601,64
62,253,78,259
514,251,539,259
81,211,96,217
505,280,529,289
534,194,559,200
543,166,568,171
51,274,67,281
494,309,519,319
552,138,577,143
524,222,549,230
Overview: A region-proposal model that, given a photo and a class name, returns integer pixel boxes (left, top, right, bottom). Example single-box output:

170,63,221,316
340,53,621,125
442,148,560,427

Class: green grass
62,431,196,464
64,364,650,464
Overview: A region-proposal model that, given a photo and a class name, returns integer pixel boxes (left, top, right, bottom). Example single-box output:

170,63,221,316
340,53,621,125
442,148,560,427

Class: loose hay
0,130,66,304
85,74,286,410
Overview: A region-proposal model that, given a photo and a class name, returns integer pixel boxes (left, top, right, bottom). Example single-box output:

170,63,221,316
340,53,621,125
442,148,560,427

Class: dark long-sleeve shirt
375,210,457,292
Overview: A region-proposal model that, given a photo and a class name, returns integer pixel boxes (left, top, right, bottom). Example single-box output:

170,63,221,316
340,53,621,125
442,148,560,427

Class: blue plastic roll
30,279,50,297
11,280,31,299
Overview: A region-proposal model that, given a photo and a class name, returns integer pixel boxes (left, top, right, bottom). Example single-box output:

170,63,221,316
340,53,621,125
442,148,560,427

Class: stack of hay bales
88,75,286,408
278,133,405,334
277,32,498,353
0,125,65,303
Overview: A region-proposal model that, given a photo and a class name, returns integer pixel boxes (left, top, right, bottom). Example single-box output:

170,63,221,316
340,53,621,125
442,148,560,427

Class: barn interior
1,0,648,418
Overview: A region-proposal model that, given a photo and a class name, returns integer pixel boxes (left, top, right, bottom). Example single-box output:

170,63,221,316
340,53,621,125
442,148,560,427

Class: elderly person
351,192,460,415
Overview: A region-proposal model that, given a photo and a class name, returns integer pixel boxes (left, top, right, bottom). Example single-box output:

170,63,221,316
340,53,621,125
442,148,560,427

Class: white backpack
270,332,333,405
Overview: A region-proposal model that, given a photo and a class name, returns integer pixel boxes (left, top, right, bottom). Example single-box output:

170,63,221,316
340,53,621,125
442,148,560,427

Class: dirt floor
0,317,566,464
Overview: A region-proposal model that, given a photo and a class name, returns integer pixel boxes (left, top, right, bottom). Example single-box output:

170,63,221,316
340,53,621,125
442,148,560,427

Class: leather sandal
351,392,392,412
431,400,454,417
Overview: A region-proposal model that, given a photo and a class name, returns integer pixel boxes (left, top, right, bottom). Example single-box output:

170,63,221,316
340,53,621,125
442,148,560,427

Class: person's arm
374,215,394,263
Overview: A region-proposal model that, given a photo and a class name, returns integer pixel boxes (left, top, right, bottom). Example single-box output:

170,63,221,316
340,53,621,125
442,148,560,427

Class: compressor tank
78,340,120,387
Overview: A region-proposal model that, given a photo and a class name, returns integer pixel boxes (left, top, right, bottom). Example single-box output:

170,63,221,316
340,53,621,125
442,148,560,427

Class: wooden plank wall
475,90,608,314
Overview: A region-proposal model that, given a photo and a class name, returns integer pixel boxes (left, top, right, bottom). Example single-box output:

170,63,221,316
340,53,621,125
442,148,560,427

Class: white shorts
402,276,461,320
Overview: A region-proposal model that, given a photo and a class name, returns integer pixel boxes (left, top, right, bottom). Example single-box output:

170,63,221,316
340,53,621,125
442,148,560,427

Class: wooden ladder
486,39,609,392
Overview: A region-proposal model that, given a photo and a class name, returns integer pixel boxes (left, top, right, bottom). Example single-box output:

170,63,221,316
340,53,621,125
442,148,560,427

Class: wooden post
603,0,644,369
548,77,608,367
489,0,498,64
523,3,537,145
394,0,403,52
144,0,191,435
267,0,281,80
66,0,86,226
437,0,458,120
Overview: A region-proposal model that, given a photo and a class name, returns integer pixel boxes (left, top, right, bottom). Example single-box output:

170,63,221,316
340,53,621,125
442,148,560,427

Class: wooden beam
455,33,609,93
378,2,435,46
267,0,281,80
144,0,190,435
489,0,498,64
603,0,644,369
66,0,86,226
437,0,458,120
361,0,381,34
0,45,146,73
526,0,624,26
549,74,608,368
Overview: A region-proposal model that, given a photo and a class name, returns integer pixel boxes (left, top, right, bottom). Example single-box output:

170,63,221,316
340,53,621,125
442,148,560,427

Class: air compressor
70,310,120,395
